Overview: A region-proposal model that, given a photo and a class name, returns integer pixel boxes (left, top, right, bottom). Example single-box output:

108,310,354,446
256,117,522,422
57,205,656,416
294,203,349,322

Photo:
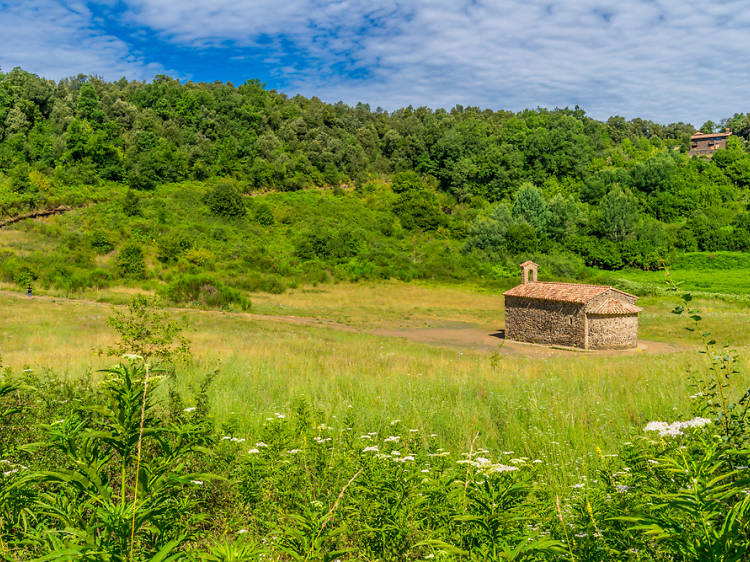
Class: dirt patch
0,206,73,228
371,323,684,356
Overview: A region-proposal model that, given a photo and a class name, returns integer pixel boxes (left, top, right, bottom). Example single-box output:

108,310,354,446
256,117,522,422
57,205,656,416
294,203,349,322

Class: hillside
1,68,750,299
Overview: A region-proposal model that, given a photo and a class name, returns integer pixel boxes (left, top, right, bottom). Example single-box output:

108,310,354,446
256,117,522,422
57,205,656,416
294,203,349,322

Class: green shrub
157,232,192,263
88,229,115,254
122,190,143,217
205,181,246,217
391,170,424,193
253,202,275,225
184,247,215,268
116,242,147,279
160,274,251,310
392,189,446,231
504,222,538,254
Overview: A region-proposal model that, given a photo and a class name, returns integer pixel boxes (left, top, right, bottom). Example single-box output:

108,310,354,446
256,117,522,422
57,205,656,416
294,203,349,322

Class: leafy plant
106,296,191,366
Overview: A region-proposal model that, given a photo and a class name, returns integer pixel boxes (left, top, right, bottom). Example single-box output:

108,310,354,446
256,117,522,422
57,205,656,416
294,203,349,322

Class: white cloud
0,1,167,81
3,1,749,124
121,0,750,124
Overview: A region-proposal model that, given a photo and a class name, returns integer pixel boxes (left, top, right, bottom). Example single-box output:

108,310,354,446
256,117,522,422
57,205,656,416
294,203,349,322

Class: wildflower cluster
644,416,712,437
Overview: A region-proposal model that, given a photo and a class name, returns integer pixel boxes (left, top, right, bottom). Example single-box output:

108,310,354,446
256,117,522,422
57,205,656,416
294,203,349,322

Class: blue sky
1,1,749,126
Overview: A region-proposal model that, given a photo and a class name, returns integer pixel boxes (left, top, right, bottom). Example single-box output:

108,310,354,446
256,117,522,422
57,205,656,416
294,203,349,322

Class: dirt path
371,324,682,356
0,206,73,228
0,290,683,357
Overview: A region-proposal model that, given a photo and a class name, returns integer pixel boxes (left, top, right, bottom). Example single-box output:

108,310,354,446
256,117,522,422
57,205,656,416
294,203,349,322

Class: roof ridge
530,281,611,289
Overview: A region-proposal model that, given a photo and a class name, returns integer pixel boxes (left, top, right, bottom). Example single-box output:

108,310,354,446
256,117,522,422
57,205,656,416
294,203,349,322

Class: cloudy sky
1,1,748,125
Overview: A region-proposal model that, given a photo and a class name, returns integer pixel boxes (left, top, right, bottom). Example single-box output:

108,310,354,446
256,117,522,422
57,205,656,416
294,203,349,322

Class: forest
0,66,749,296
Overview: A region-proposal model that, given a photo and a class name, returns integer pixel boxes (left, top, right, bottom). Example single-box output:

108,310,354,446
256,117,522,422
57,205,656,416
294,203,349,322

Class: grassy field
2,279,748,492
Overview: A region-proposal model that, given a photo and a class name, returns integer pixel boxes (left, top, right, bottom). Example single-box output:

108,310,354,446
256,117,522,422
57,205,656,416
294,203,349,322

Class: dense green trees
1,66,749,291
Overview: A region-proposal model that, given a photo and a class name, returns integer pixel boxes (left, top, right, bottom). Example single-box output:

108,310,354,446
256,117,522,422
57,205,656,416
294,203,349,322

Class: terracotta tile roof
519,260,538,267
690,131,731,139
504,282,612,304
587,298,642,315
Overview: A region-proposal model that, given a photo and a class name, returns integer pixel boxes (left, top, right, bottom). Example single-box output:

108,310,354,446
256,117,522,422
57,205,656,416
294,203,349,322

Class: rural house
689,129,732,157
504,261,641,350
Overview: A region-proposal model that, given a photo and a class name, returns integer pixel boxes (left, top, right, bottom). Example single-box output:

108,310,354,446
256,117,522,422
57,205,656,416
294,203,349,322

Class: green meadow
2,276,748,483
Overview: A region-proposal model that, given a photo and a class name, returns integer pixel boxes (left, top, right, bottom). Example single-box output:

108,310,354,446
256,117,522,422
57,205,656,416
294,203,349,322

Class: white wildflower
287,449,301,454
384,436,401,443
190,480,203,486
362,445,379,453
184,407,196,413
360,435,372,439
486,464,518,473
571,483,585,489
274,412,286,419
644,417,712,438
255,442,268,448
248,449,260,454
238,529,248,534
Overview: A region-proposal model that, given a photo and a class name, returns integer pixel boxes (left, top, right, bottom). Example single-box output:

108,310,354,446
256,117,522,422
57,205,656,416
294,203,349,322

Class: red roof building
503,262,641,350
689,129,731,157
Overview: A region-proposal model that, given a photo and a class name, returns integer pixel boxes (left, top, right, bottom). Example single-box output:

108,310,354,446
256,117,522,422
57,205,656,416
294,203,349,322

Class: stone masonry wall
587,315,638,349
505,296,585,347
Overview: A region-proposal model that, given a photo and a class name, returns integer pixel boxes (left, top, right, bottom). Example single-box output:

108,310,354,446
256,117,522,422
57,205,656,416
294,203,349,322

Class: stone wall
505,296,585,347
587,314,638,349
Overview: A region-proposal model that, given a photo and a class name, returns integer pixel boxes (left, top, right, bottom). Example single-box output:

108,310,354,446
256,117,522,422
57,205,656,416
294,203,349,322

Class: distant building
503,261,641,350
689,129,732,157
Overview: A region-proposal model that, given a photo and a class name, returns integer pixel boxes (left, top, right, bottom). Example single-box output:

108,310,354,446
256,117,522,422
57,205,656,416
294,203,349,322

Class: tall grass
1,285,747,491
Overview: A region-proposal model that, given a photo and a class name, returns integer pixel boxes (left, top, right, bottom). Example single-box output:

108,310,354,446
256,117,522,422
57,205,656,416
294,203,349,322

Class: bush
294,227,364,261
157,232,192,263
566,235,624,270
160,274,251,310
504,222,538,254
116,242,147,279
122,190,142,217
88,229,115,254
391,171,424,193
184,247,215,268
392,189,446,231
205,181,246,217
253,202,275,225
